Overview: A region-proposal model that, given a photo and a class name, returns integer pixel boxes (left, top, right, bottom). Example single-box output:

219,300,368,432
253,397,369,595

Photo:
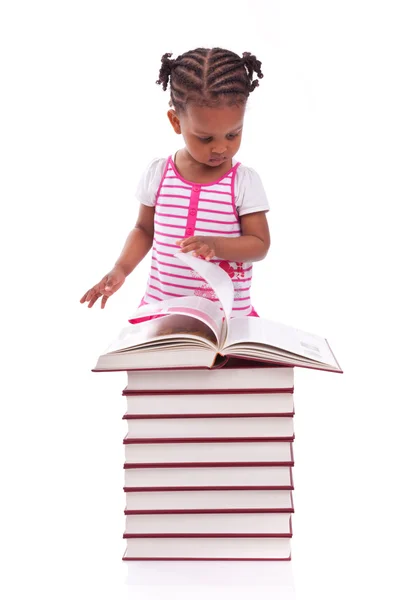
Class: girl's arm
114,204,155,275
80,205,155,308
177,211,270,262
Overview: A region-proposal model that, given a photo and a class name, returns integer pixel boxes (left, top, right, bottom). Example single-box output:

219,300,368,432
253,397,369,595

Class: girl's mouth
209,157,227,165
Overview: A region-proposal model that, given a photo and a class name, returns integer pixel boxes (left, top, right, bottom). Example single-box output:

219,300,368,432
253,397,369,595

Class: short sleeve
235,165,270,216
135,157,167,207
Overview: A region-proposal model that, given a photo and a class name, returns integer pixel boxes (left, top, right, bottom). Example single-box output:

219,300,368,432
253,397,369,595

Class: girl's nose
211,144,227,155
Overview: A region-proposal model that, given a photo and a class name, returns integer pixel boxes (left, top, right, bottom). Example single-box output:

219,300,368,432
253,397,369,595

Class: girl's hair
156,47,263,112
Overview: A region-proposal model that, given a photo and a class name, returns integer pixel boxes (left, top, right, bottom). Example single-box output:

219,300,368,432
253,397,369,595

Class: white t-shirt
136,157,270,216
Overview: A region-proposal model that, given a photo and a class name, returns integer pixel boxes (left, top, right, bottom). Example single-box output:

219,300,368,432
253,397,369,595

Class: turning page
104,313,219,355
128,295,223,343
176,252,234,321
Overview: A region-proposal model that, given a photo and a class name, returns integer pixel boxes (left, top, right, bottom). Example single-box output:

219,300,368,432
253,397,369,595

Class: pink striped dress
137,156,270,317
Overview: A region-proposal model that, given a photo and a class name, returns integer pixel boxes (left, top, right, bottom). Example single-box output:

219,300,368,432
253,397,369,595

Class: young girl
80,47,270,318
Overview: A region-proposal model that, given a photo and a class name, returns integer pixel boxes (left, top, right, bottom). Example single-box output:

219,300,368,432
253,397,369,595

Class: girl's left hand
176,236,216,261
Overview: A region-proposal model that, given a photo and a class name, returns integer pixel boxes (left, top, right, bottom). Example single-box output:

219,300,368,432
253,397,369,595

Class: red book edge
124,461,295,468
93,361,293,374
124,484,294,492
124,507,294,515
123,436,295,443
122,463,294,473
93,366,216,373
122,413,295,419
122,388,294,396
123,556,291,561
123,532,293,539
123,436,295,444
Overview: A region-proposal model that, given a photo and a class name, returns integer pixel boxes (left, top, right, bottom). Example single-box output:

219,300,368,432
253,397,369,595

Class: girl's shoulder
143,156,169,176
135,157,169,207
141,156,170,187
235,161,263,181
234,162,270,215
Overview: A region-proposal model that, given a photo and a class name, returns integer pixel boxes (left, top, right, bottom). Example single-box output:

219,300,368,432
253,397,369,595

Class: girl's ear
167,109,181,134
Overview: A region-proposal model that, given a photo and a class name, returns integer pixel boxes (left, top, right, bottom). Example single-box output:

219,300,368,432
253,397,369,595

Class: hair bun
161,52,174,68
156,53,175,91
242,51,264,92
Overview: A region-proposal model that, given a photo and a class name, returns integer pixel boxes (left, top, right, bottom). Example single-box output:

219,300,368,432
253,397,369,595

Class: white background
1,1,399,598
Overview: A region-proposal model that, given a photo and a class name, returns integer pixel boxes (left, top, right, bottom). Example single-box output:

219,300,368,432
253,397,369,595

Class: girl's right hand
80,265,126,309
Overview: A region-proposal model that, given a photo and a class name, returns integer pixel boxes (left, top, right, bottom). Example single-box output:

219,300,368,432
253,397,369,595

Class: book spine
124,508,294,515
123,437,295,443
124,461,295,468
123,532,293,538
122,388,295,396
122,412,295,419
123,485,294,492
122,557,292,561
124,437,295,443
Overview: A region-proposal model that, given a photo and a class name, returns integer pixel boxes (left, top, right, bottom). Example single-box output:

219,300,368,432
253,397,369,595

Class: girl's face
168,103,245,168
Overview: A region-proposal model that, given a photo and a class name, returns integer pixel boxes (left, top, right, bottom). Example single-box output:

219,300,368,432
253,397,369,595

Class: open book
93,253,342,373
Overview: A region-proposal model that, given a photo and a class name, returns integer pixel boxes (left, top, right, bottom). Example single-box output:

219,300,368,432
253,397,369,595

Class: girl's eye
198,133,239,143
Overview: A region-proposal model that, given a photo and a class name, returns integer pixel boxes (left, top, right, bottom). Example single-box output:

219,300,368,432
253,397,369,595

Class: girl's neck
174,148,234,184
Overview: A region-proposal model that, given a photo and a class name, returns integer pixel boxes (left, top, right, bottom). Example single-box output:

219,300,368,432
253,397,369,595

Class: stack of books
92,254,342,560
121,361,296,561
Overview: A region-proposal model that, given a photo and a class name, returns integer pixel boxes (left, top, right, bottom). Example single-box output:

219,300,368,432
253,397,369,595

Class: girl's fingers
179,243,199,254
87,292,101,308
91,287,103,301
187,241,208,253
192,247,206,257
176,237,198,247
81,282,102,303
193,244,212,258
177,238,214,258
84,289,95,304
205,250,215,261
81,281,115,308
80,288,96,303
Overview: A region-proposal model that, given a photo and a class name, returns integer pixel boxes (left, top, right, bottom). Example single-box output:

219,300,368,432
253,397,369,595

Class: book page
128,295,223,343
224,317,341,370
176,252,234,321
103,314,218,355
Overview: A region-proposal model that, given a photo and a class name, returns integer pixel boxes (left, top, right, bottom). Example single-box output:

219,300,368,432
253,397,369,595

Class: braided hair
156,47,263,112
